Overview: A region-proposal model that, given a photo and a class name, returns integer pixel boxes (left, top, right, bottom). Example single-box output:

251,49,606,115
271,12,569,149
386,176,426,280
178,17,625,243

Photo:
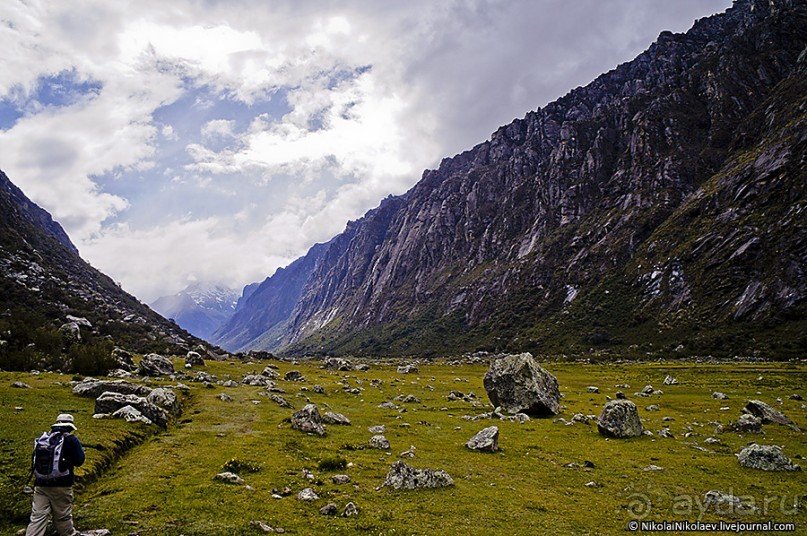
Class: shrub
222,458,261,474
318,456,347,471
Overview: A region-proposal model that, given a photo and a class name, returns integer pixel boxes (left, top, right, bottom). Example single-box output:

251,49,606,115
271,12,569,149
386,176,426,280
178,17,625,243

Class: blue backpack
31,431,70,481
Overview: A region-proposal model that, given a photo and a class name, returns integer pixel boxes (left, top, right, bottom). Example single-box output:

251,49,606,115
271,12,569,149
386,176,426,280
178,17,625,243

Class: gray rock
219,393,233,402
138,354,174,376
320,503,338,515
368,425,386,434
291,404,326,436
737,444,800,471
343,502,359,517
11,381,31,389
382,461,454,490
704,490,757,513
397,365,419,374
111,405,152,425
250,521,275,533
482,353,561,416
269,393,294,409
466,426,499,452
297,487,319,501
111,348,137,372
369,435,390,449
322,411,351,425
378,401,398,409
615,391,626,399
659,428,675,439
743,400,800,431
261,366,280,379
95,392,168,427
78,530,111,536
732,414,762,433
645,404,660,412
242,374,275,387
712,392,729,400
284,370,305,382
332,474,351,484
571,413,591,425
147,387,181,417
58,322,81,345
214,472,244,485
185,351,205,367
313,384,326,394
597,400,644,438
586,386,599,393
322,358,351,371
72,379,152,399
662,375,679,385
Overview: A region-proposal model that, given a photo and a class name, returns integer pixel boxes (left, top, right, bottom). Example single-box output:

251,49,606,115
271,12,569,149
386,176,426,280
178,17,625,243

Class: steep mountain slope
244,0,807,358
211,240,333,352
151,282,239,341
0,169,203,371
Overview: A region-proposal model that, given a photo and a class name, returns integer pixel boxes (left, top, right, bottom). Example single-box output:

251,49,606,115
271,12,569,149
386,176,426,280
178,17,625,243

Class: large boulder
291,404,326,436
58,322,81,345
382,461,454,490
111,405,153,425
466,426,499,452
732,414,762,433
95,392,169,427
597,400,644,438
111,348,137,372
322,357,351,371
147,387,182,417
138,354,175,376
72,379,151,399
743,400,800,431
482,353,560,416
185,351,205,367
737,445,801,471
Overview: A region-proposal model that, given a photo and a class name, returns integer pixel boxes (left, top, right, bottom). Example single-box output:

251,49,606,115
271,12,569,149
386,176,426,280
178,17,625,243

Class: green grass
1,358,805,535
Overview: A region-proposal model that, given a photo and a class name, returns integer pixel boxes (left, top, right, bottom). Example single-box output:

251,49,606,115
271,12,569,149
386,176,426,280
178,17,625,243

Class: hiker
26,413,85,536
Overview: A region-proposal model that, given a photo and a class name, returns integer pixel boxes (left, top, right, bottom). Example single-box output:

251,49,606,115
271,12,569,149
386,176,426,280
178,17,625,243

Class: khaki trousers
25,486,78,536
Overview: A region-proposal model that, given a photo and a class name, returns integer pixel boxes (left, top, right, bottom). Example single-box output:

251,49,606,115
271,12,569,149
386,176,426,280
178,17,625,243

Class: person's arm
65,434,86,467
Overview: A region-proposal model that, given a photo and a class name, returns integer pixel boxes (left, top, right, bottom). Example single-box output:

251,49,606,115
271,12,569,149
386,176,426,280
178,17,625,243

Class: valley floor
1,358,805,535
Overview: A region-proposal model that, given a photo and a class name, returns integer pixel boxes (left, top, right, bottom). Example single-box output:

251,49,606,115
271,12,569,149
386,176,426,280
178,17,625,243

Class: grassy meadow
1,357,805,535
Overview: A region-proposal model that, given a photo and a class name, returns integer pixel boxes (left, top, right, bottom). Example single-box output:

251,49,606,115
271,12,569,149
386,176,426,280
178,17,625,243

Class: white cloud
0,0,732,301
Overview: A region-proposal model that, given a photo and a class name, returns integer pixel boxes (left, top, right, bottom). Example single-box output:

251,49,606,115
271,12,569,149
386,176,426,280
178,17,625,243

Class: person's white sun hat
52,413,77,430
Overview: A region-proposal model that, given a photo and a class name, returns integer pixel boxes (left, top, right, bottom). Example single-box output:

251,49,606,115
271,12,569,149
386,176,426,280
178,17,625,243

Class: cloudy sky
0,0,731,303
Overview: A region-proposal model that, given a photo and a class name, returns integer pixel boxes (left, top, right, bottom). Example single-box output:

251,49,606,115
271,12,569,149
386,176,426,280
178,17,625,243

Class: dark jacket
34,427,85,487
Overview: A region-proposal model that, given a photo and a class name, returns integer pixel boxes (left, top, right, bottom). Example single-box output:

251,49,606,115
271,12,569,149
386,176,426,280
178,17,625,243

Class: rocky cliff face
247,0,807,358
151,282,239,342
0,169,203,370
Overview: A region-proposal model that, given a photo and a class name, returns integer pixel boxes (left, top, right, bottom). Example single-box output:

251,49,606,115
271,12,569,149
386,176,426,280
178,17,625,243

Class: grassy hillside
1,357,805,534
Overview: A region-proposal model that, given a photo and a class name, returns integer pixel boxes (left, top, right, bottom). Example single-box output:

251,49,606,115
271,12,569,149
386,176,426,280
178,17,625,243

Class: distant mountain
236,0,806,358
211,241,332,352
0,169,205,371
151,282,239,341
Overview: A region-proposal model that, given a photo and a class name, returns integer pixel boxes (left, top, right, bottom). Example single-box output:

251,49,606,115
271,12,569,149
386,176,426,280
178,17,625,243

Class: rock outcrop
291,404,326,436
95,392,169,427
597,400,644,438
382,461,454,490
737,444,801,471
138,354,175,377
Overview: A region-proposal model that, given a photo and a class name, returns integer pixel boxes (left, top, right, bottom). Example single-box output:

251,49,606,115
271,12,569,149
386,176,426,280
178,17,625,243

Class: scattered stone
261,366,280,379
343,502,359,517
790,394,803,401
597,400,644,438
704,490,757,513
297,488,319,501
662,375,679,385
242,374,275,387
369,435,390,449
78,530,111,536
268,393,294,409
138,354,175,377
332,474,351,485
221,380,239,388
737,444,801,471
250,520,275,533
401,394,420,403
284,371,305,382
584,481,599,488
645,404,660,412
615,391,626,400
643,465,664,472
466,426,499,452
382,461,454,490
378,401,398,409
704,437,721,444
323,357,352,371
111,347,137,372
185,351,205,367
397,365,419,374
743,400,800,431
320,503,338,516
95,392,168,427
586,386,600,393
72,379,152,399
11,381,31,389
219,393,233,403
482,353,561,416
368,425,386,434
732,414,763,433
111,405,152,425
147,387,181,417
322,411,351,425
313,384,326,394
712,392,729,400
291,404,326,436
659,428,675,439
214,472,244,485
571,413,591,425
